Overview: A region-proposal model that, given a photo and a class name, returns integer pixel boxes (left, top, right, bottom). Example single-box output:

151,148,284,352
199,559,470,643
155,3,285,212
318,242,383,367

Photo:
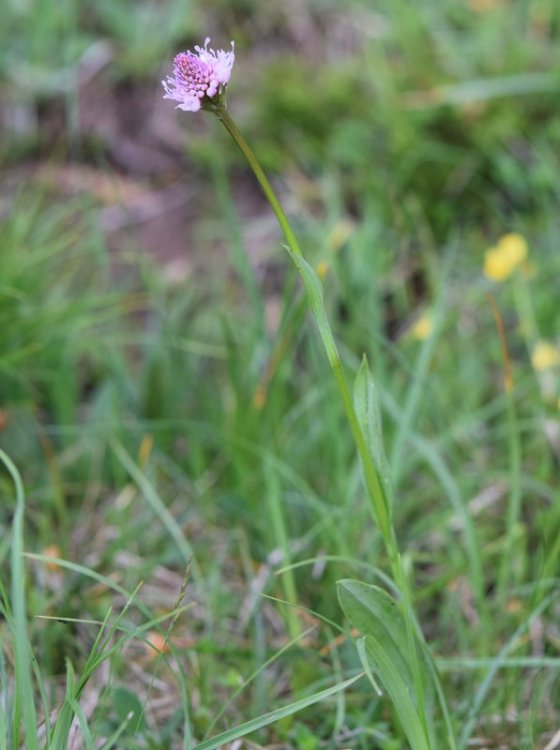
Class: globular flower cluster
162,37,235,112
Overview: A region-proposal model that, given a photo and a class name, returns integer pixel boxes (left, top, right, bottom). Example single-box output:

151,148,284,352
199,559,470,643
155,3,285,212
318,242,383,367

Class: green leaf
337,580,432,750
284,246,339,367
338,580,415,685
362,635,431,750
353,355,393,515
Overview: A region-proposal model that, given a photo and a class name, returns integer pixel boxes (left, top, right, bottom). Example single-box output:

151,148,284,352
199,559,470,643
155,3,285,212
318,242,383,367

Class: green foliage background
0,1,559,748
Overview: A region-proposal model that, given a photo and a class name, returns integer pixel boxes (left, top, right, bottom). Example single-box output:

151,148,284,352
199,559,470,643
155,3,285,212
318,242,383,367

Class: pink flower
162,37,235,112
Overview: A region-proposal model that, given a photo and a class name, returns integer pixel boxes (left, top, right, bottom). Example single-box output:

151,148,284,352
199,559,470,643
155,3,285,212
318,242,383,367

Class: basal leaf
337,579,433,750
338,580,414,685
363,634,431,750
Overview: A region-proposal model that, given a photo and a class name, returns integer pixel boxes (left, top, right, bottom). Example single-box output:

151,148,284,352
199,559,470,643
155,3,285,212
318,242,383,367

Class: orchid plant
162,39,457,750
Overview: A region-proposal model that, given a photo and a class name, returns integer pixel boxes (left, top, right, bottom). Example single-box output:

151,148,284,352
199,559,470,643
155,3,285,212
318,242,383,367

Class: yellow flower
409,313,433,341
483,233,528,282
531,341,560,371
315,260,329,280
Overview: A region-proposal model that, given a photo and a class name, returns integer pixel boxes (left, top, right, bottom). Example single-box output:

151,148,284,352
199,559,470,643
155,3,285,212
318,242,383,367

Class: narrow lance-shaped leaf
353,355,393,516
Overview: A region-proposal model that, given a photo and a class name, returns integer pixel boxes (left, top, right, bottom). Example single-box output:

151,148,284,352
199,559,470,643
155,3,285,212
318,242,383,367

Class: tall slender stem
215,107,304,258
214,103,432,745
215,105,392,547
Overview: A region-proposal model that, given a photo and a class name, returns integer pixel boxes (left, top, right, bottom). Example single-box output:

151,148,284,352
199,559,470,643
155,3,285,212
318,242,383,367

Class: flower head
409,313,434,341
531,341,560,371
162,37,235,112
483,233,528,282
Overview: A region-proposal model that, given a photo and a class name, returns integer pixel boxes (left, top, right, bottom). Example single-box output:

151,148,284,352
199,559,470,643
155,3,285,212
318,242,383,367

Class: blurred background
3,0,560,267
1,0,560,747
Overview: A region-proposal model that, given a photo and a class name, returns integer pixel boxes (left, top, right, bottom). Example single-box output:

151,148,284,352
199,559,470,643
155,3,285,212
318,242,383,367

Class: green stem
215,106,304,259
214,105,433,745
215,105,392,545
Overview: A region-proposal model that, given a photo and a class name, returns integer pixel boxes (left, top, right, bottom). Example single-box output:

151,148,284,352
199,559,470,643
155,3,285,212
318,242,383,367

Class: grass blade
191,673,363,750
0,449,39,750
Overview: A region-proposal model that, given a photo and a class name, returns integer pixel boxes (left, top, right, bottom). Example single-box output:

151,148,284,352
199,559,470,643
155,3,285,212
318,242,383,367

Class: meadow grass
1,1,560,748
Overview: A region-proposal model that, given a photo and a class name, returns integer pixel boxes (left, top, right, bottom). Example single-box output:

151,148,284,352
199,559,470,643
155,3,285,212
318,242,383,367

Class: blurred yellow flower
531,341,560,371
410,313,433,341
316,260,329,280
483,233,528,282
